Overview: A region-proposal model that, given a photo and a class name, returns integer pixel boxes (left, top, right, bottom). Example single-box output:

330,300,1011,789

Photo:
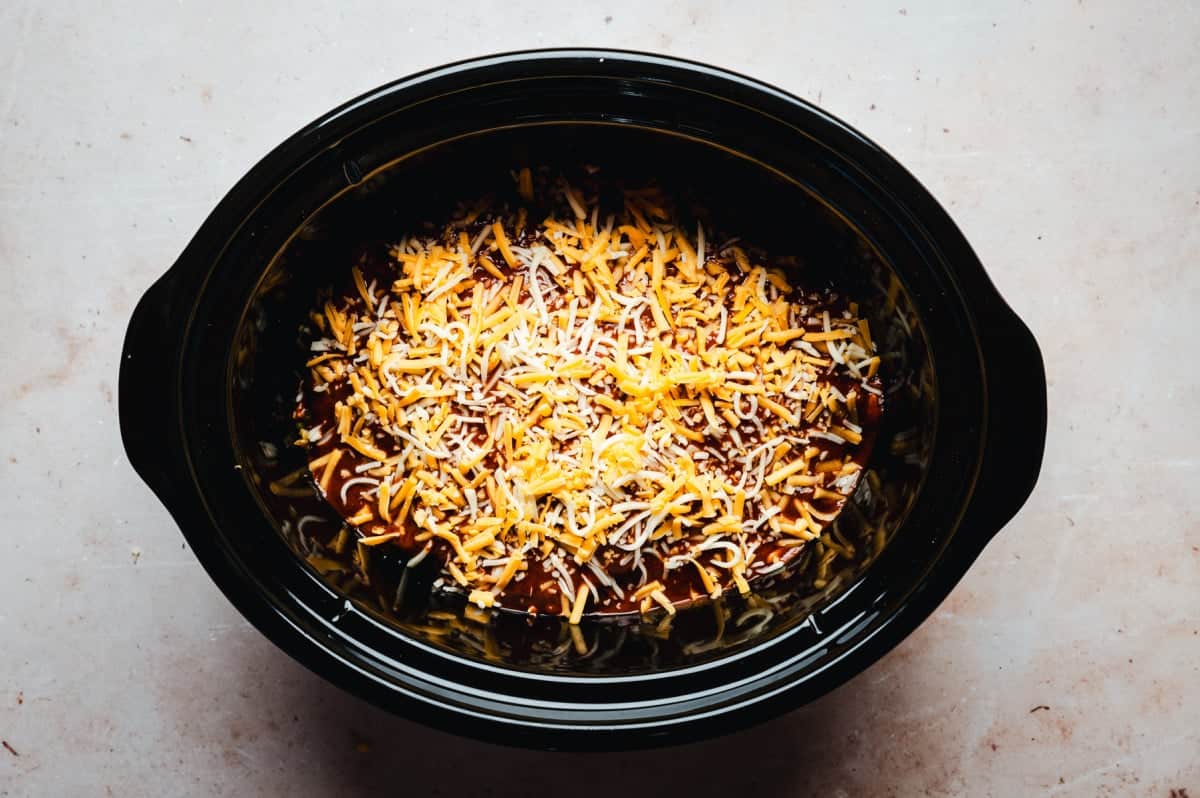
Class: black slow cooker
119,49,1046,750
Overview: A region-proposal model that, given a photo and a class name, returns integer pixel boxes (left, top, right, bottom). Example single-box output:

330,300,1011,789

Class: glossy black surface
119,49,1046,749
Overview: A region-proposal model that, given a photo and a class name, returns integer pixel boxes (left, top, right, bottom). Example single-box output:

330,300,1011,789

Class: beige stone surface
1,1,1197,795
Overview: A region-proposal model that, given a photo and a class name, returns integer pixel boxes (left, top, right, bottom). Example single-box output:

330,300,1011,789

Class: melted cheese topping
299,171,881,622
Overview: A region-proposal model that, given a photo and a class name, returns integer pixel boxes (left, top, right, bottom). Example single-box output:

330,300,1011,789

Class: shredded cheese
298,169,882,619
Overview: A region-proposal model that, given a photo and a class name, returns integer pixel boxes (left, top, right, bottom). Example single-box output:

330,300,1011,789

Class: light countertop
2,1,1197,795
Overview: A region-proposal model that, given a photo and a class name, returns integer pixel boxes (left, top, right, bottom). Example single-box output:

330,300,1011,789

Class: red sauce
290,173,884,618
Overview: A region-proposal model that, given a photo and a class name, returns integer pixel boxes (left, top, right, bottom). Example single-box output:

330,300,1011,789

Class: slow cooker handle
119,269,189,505
963,303,1047,536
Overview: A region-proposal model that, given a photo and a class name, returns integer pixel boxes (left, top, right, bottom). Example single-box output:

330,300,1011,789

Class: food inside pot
291,167,883,620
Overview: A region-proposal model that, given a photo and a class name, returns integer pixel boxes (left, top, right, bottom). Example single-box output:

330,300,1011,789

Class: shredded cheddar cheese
298,169,882,621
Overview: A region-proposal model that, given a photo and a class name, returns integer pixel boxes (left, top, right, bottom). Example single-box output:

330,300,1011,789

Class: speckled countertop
2,1,1197,795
